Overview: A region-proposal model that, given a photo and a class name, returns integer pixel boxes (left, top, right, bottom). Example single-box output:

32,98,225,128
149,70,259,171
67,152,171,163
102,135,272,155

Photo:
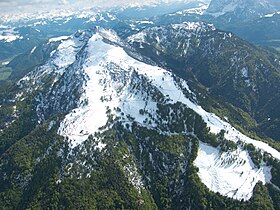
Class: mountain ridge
127,21,280,141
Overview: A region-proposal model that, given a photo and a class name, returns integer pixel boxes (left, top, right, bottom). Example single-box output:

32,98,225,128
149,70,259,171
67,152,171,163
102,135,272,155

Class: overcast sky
0,0,180,15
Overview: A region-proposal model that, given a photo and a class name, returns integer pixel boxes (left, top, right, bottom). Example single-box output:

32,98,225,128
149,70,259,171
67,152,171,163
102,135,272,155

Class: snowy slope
194,142,272,201
56,29,280,200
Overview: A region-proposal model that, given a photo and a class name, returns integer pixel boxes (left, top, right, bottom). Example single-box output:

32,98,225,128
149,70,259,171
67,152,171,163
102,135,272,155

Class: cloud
60,0,69,4
0,0,173,12
0,0,188,17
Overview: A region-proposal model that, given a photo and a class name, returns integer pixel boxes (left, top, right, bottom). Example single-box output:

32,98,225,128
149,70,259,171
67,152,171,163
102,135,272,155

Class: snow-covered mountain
1,2,280,208
2,26,277,206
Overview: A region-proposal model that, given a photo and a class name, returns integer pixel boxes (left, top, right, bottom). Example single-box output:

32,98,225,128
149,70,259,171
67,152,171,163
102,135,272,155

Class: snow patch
106,13,116,21
30,46,37,54
52,39,78,69
170,4,208,16
136,20,154,24
123,154,144,193
0,28,23,42
264,11,280,18
1,61,10,65
241,67,248,78
0,25,9,29
48,120,56,131
48,36,70,43
194,142,272,201
33,21,47,26
172,22,215,31
98,27,120,43
127,31,146,43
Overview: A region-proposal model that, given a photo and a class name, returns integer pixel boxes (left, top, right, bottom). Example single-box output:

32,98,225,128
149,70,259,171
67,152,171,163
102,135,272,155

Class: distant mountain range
207,0,280,19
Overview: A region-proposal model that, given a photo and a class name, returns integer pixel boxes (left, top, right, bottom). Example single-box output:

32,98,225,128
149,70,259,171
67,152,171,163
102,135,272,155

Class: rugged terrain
0,1,280,209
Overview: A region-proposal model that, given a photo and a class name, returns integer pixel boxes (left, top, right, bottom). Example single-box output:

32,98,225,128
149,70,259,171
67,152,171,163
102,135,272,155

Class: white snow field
194,142,272,201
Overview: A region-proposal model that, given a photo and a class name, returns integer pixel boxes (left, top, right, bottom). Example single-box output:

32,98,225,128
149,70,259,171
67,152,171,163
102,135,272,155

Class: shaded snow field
50,29,280,200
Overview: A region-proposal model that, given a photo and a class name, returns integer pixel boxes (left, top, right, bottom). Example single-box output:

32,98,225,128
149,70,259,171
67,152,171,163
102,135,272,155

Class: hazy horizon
0,0,195,16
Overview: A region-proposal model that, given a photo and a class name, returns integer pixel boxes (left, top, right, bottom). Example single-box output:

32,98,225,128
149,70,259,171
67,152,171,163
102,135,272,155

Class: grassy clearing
269,40,280,43
0,66,12,80
0,58,13,80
